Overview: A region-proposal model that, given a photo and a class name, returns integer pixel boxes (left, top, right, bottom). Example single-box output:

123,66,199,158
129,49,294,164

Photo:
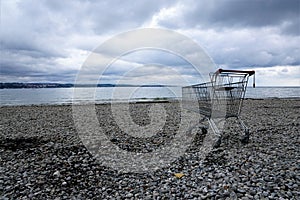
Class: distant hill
0,83,74,89
0,83,171,89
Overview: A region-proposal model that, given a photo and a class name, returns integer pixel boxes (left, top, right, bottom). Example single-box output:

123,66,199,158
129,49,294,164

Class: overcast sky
1,0,299,86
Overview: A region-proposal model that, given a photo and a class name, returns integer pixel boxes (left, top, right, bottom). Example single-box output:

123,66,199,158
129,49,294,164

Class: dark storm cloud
86,0,174,34
1,0,299,85
0,51,77,83
159,0,300,35
1,0,174,82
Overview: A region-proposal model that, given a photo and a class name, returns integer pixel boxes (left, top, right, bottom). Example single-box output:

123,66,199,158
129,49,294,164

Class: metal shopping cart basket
182,69,255,147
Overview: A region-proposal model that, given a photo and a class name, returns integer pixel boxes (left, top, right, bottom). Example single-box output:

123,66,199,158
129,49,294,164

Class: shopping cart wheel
241,133,249,144
213,136,222,148
201,127,208,135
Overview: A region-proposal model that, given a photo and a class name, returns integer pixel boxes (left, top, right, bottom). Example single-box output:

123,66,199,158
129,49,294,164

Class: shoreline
1,97,300,107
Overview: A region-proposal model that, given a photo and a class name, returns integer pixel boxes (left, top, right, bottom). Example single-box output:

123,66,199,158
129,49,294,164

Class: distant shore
1,99,299,199
0,82,176,89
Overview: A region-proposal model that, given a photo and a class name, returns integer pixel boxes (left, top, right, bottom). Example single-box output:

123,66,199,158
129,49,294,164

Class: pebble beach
1,98,299,199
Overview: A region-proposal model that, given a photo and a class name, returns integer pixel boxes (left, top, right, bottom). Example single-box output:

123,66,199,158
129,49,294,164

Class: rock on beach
0,98,299,199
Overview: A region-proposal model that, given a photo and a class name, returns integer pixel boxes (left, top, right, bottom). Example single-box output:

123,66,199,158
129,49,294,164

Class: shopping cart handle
216,68,256,88
216,68,255,76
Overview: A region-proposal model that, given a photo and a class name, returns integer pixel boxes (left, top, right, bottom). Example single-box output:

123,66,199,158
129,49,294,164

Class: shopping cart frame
182,68,255,147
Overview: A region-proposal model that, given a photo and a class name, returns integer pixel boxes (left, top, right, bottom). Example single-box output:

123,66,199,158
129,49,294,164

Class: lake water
0,87,299,106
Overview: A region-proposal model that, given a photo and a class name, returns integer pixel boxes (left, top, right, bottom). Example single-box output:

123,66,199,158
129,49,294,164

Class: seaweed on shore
0,136,48,151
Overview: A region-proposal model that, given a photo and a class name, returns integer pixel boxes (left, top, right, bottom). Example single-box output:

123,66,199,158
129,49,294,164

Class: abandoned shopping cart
182,68,255,147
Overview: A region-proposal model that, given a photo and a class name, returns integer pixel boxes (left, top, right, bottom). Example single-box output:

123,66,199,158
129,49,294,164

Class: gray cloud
158,0,300,35
1,0,175,82
1,0,299,85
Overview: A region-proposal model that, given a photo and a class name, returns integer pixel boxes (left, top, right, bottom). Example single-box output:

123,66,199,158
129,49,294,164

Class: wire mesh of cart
182,69,255,147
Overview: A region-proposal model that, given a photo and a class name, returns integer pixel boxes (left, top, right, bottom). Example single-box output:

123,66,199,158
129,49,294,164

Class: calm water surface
0,87,299,106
